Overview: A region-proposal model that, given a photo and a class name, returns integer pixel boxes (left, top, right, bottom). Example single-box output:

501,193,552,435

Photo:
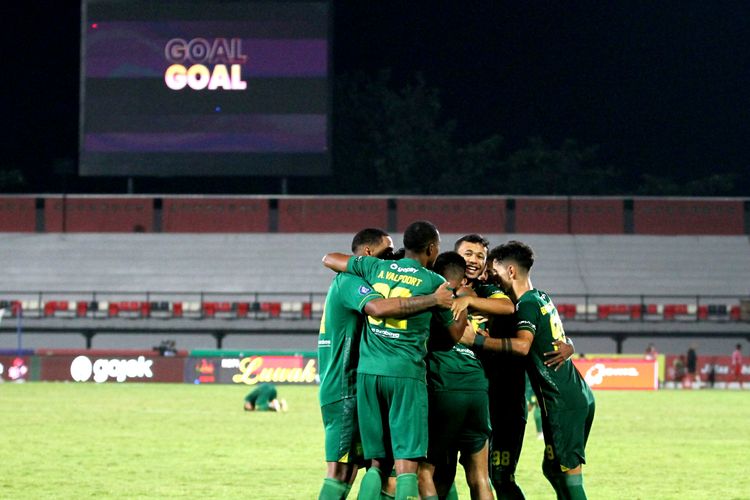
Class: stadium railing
0,292,747,323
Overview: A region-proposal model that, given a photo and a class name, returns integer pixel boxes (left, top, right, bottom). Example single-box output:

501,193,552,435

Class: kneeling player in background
243,383,287,412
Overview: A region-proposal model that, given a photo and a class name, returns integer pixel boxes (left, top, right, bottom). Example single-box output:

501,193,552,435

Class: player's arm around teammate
471,241,594,500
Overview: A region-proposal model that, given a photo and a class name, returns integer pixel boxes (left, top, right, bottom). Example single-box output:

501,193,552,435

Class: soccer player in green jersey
451,234,528,499
318,228,453,500
420,251,493,500
468,240,595,500
243,383,286,412
323,221,468,500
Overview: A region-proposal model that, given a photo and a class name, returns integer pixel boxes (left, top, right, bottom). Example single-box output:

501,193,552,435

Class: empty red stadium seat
597,305,611,319
76,301,88,317
698,305,709,320
202,302,217,317
302,302,313,319
629,304,642,320
260,302,282,318
237,302,250,318
730,305,741,320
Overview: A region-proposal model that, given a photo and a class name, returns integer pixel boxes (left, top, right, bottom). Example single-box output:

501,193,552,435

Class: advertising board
573,357,658,390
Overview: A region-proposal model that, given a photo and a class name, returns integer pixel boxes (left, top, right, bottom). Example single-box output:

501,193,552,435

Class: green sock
358,467,384,500
492,473,525,500
534,407,543,433
444,482,459,500
319,477,348,500
544,473,568,500
379,491,395,500
423,496,438,500
564,474,587,500
395,473,419,500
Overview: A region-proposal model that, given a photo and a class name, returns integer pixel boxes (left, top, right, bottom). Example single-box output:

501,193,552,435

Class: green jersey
318,273,384,406
474,280,526,403
426,326,488,392
516,289,594,412
245,383,277,411
470,280,509,332
347,255,454,380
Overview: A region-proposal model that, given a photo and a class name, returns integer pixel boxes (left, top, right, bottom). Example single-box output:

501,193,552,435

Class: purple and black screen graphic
80,1,330,177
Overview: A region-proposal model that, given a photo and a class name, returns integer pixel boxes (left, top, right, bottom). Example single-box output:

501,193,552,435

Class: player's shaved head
433,251,466,284
403,220,439,253
488,240,535,272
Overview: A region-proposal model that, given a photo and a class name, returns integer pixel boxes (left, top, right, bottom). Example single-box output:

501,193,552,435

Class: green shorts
356,373,428,460
542,401,596,471
427,390,491,465
321,397,364,464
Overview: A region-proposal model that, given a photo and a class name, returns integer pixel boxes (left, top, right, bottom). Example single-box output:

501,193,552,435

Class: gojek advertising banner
36,350,185,383
572,357,658,390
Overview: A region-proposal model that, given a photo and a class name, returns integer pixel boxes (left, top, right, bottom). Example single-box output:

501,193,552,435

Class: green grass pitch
1,383,748,499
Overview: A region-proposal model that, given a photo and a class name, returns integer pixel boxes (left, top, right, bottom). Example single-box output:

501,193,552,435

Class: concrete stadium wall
0,195,747,235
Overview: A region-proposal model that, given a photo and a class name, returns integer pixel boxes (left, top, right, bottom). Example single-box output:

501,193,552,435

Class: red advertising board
633,199,744,235
0,197,36,232
44,197,154,232
0,355,31,382
572,357,658,390
570,198,624,234
396,197,506,233
514,198,569,234
186,354,318,385
665,354,749,387
36,351,185,383
162,197,269,232
278,198,388,232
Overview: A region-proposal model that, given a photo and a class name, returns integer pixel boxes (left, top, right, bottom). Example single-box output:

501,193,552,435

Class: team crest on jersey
359,285,372,295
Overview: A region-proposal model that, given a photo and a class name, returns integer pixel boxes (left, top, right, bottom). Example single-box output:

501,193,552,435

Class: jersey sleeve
481,283,509,300
516,299,538,335
346,255,379,281
337,275,384,313
430,273,455,328
434,307,455,328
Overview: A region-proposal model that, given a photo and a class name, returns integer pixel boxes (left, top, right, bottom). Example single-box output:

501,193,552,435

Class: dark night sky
4,1,750,192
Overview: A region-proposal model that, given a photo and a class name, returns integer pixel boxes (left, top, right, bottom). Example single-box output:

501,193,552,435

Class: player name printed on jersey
573,358,658,390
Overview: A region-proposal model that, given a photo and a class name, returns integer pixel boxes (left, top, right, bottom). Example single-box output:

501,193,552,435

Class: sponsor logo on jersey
389,263,418,273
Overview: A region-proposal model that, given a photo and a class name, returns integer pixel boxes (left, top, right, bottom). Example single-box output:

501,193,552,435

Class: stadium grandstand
0,195,748,357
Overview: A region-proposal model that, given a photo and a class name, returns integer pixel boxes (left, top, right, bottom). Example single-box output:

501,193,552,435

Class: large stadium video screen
80,0,330,177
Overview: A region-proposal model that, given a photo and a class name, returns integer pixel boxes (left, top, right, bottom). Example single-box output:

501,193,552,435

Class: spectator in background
707,358,717,388
244,383,287,412
731,344,744,389
686,344,699,388
644,343,658,360
672,356,686,388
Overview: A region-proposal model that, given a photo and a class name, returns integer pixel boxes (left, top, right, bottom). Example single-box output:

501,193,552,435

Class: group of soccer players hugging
317,221,595,500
